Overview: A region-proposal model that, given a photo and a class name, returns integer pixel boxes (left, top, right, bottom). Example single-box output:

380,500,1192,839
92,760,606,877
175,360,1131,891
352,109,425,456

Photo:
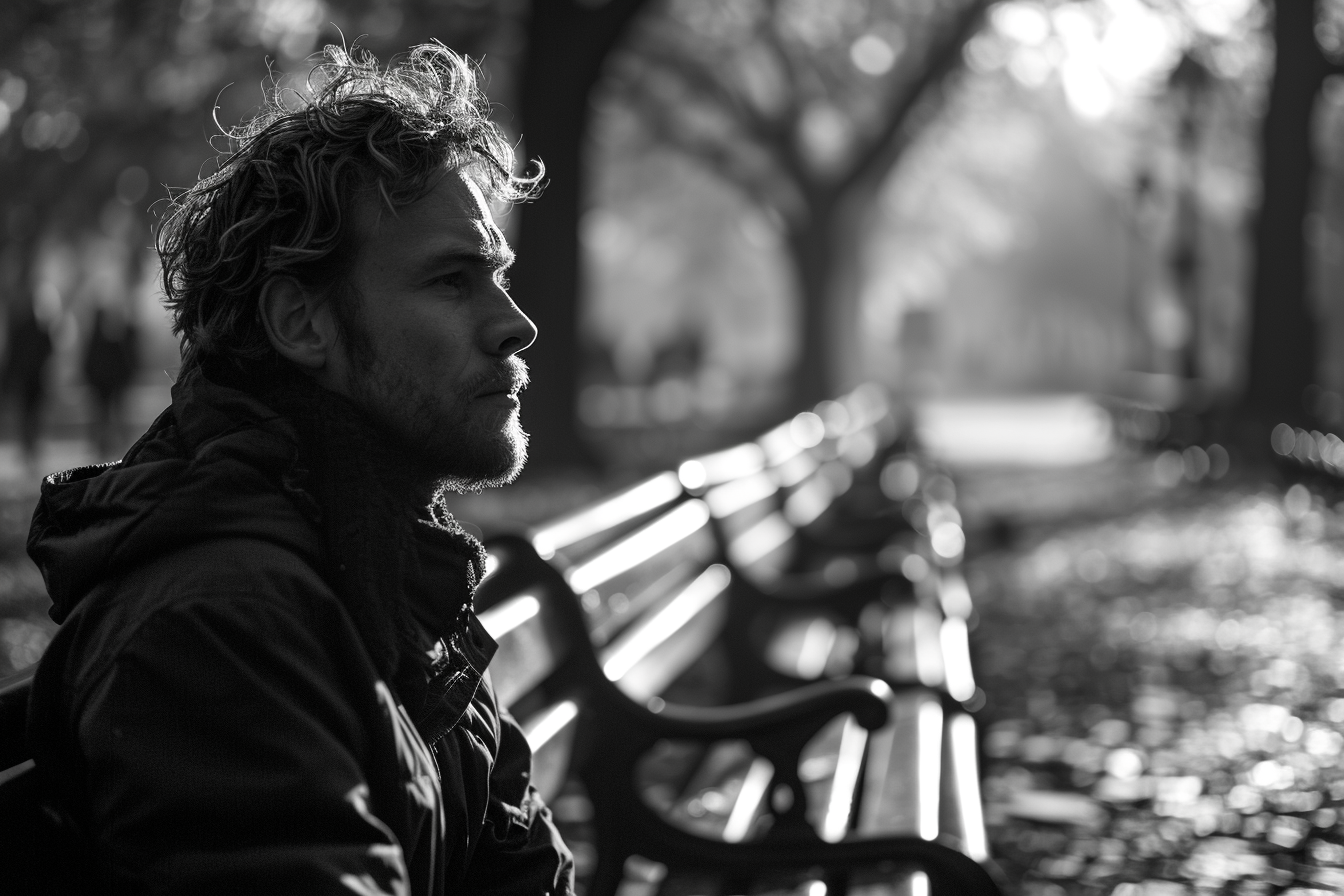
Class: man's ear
258,276,340,371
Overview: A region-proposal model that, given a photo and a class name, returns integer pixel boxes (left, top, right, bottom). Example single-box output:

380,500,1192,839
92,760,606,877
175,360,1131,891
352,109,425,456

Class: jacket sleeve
461,694,575,896
67,590,412,896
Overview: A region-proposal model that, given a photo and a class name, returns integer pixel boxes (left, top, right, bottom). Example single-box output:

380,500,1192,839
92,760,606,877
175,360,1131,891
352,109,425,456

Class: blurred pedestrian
1,299,53,466
82,305,139,458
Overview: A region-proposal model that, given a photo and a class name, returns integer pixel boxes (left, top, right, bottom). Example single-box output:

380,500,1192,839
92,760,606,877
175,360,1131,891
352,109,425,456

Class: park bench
474,533,1000,896
497,424,997,894
530,391,976,706
686,421,977,704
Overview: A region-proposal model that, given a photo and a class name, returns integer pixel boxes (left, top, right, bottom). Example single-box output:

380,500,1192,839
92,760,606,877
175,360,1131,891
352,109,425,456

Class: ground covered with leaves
970,480,1344,895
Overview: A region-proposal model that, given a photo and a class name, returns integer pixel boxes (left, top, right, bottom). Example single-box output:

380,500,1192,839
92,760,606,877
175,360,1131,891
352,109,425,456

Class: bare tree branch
759,0,805,122
626,69,802,218
630,31,788,151
755,7,816,191
836,0,991,197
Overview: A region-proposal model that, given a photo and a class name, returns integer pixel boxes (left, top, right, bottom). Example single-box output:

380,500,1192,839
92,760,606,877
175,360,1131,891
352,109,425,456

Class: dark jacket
25,371,573,896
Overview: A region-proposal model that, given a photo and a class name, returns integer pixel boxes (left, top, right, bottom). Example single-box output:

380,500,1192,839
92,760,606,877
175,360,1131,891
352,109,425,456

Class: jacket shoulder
35,535,348,715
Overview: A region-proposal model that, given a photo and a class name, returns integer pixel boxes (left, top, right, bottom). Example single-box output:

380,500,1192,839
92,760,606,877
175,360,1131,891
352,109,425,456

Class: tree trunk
510,0,649,474
785,187,874,412
788,204,838,413
1243,0,1332,426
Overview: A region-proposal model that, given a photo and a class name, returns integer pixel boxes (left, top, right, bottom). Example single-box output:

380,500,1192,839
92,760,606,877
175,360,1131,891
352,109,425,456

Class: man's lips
472,361,529,400
475,382,522,400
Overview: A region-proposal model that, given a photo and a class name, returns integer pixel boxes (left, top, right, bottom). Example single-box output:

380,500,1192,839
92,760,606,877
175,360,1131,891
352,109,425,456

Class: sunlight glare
990,0,1191,120
991,2,1051,46
1183,0,1257,38
1099,0,1181,88
851,33,897,76
1062,57,1114,119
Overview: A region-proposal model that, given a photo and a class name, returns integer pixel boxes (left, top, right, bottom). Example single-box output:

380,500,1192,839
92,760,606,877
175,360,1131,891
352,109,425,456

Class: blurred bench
476,535,999,896
676,405,975,701
526,389,976,704
497,391,998,894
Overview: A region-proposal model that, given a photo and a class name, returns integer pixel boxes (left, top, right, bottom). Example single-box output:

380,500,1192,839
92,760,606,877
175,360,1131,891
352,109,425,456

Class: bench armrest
576,678,1000,896
575,676,906,865
616,676,891,740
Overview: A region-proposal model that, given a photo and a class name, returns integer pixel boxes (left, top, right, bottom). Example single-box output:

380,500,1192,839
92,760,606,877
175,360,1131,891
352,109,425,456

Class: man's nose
489,295,538,356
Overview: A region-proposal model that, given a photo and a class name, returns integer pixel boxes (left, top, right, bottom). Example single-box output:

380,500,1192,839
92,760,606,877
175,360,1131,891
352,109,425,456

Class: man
25,43,573,895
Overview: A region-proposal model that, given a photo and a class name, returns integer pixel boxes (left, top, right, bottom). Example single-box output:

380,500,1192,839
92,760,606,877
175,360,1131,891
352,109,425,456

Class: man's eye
438,272,466,289
495,272,511,291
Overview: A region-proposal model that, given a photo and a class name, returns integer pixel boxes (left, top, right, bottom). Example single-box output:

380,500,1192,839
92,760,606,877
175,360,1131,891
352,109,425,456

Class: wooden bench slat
935,570,974,619
603,583,729,703
704,471,777,519
945,713,988,863
599,565,730,688
522,701,580,801
774,451,820,490
676,443,766,491
939,617,976,703
763,615,860,680
0,757,34,790
818,714,868,843
532,473,683,561
725,511,795,571
758,420,805,467
881,603,946,689
854,691,941,840
588,561,701,647
479,594,558,709
565,500,711,596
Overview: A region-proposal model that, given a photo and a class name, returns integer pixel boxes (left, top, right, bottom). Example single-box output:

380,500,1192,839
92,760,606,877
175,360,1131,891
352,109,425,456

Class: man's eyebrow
420,242,515,273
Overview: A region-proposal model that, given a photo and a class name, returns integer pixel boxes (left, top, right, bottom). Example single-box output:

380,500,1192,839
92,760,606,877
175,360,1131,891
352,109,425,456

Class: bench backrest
525,474,728,701
677,387,914,587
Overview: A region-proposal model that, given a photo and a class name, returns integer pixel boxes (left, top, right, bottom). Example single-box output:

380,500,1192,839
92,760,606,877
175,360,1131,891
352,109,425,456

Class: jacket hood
28,373,321,624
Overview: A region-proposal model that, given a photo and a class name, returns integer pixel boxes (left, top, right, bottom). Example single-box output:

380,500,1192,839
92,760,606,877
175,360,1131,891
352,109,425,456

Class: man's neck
261,369,439,511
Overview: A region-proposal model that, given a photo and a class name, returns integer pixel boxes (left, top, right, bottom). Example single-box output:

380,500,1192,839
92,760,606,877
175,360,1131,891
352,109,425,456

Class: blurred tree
509,0,651,473
595,0,990,414
1243,0,1341,428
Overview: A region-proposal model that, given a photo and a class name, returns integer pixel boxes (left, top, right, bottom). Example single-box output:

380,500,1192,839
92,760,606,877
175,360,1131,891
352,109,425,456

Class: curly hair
156,42,542,382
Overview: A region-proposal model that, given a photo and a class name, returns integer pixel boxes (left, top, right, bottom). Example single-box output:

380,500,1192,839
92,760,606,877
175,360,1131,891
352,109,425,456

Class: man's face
330,168,537,490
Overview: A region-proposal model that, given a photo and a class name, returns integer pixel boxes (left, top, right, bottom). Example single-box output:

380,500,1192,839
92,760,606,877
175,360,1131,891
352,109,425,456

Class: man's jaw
433,360,531,493
433,418,529,495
